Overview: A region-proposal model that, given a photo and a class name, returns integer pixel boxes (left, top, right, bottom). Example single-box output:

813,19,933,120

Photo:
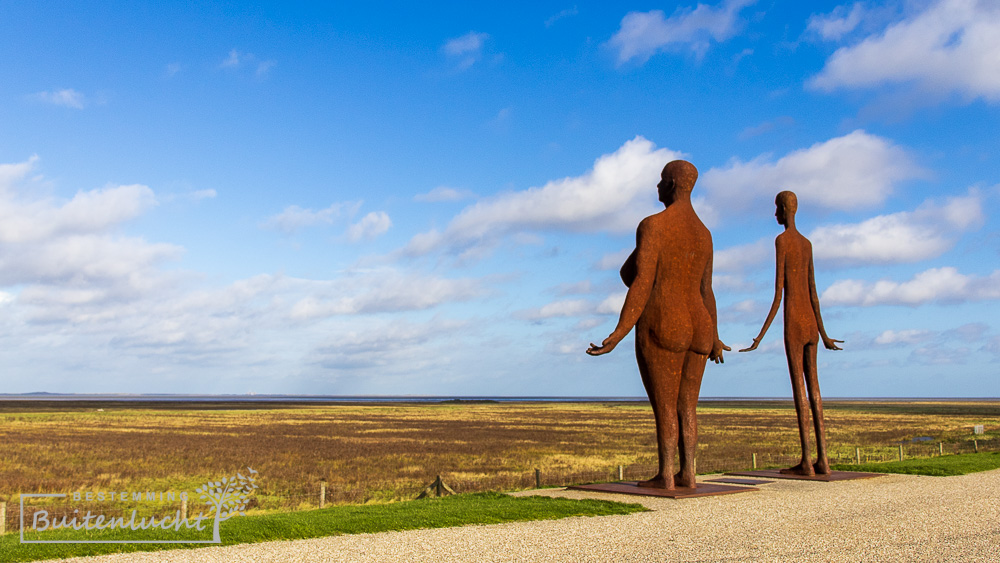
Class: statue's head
775,190,797,225
658,160,698,204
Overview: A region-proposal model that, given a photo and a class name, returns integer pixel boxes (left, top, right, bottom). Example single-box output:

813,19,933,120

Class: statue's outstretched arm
701,249,730,363
741,238,784,352
588,220,657,356
807,247,843,351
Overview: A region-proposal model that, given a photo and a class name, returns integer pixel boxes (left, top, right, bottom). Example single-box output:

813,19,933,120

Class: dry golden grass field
1,399,997,522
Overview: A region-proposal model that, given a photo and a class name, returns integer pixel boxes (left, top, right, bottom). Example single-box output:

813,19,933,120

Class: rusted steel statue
740,190,843,476
588,160,729,490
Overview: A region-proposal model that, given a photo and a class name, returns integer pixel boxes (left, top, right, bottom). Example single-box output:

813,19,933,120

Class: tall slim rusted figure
740,191,843,476
588,160,729,490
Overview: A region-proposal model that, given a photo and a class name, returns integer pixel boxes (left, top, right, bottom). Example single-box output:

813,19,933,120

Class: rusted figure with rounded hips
740,191,843,476
587,160,729,490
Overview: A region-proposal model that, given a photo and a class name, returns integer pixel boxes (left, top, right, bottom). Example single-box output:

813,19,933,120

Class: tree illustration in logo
194,467,259,543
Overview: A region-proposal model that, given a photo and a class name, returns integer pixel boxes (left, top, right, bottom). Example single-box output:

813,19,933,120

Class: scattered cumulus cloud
714,238,770,272
809,0,1000,102
442,32,490,71
546,7,579,27
347,211,392,242
874,329,933,345
807,3,866,41
34,89,85,109
261,201,362,234
700,130,924,218
608,0,757,64
810,190,984,265
414,186,474,202
402,136,682,257
596,248,632,271
823,267,1000,306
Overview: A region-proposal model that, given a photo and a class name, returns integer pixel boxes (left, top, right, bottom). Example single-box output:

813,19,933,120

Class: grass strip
0,492,646,562
831,451,1000,476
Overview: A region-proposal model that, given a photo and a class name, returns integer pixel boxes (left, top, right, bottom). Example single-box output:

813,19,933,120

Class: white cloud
546,7,579,28
700,130,923,216
596,292,626,315
190,189,217,200
288,271,483,320
261,201,361,234
0,155,40,193
347,211,392,241
221,49,242,68
34,89,85,109
403,136,682,256
442,32,489,70
809,0,1000,102
807,3,866,41
822,267,1000,306
608,0,757,64
596,248,632,271
519,299,593,320
256,60,276,77
810,190,983,265
874,329,933,345
414,186,474,202
714,238,770,272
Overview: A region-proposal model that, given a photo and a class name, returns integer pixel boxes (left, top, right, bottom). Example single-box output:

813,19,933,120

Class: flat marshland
1,399,997,514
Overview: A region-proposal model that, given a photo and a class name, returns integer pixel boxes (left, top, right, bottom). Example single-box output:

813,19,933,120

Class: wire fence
3,437,996,534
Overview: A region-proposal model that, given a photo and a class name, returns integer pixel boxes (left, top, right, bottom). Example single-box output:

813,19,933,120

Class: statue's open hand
586,336,620,356
823,337,844,351
710,340,731,364
739,337,761,353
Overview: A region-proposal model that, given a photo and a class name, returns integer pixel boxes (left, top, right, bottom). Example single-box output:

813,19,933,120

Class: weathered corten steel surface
587,160,729,491
740,191,843,477
705,477,776,486
726,469,884,482
568,481,755,499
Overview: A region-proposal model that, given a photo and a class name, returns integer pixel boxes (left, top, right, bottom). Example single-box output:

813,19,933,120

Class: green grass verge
0,492,646,562
831,451,1000,476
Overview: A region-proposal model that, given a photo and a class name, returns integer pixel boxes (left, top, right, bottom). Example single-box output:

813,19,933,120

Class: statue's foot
780,462,815,476
673,470,696,489
637,475,674,490
813,459,831,475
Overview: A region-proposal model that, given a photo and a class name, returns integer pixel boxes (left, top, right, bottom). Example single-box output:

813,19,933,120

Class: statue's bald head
662,160,698,193
776,190,798,214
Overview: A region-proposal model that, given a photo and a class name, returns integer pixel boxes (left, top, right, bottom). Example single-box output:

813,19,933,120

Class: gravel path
42,468,1000,562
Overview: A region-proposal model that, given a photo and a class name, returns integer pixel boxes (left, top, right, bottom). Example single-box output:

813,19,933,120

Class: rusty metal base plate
705,477,775,486
725,469,884,481
567,481,757,499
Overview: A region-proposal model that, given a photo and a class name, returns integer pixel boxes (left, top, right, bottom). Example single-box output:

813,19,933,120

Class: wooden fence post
939,442,944,456
752,453,757,470
535,469,541,489
898,445,903,461
320,480,327,509
1,501,6,535
974,439,979,453
617,465,623,481
855,447,861,464
180,498,187,521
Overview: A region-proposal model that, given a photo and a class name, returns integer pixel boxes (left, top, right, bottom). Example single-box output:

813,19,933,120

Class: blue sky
1,0,998,397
